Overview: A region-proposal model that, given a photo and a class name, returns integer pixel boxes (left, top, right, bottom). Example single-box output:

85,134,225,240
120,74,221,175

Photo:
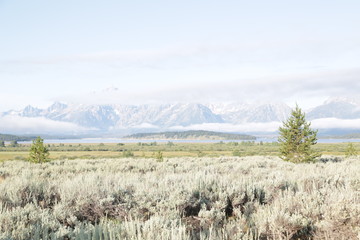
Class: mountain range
1,97,360,136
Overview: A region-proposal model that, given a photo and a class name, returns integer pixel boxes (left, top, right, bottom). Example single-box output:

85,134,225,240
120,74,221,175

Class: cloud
0,93,53,112
2,41,360,110
169,118,360,133
5,38,359,72
56,67,360,108
131,123,160,129
311,118,360,129
0,45,235,69
0,115,95,135
169,122,282,133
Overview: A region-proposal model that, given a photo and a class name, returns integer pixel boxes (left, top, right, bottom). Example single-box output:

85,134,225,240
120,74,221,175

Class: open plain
0,149,359,239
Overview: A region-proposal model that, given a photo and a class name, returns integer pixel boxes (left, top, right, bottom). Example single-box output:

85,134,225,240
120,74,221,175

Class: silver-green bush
0,156,359,239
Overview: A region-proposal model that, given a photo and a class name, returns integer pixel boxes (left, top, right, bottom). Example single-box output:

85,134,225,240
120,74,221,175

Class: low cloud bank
2,115,360,136
311,118,360,129
169,122,282,133
131,123,160,129
170,118,360,133
0,115,94,135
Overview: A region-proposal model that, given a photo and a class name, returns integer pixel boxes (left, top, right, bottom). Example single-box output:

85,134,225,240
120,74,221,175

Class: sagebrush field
0,155,359,239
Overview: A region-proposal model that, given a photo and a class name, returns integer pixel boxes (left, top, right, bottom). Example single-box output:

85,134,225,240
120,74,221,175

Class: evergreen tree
29,137,50,163
0,141,4,147
345,143,357,158
278,105,320,163
9,140,18,147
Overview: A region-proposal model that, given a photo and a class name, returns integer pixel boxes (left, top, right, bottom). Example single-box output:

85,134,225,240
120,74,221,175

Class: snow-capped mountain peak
2,97,360,135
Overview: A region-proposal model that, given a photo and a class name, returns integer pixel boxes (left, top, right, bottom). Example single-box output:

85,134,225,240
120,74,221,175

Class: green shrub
155,151,163,162
122,150,134,158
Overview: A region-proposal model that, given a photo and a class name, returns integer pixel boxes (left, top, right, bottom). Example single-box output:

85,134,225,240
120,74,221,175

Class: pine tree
29,137,50,163
345,143,357,158
9,140,18,147
278,105,320,163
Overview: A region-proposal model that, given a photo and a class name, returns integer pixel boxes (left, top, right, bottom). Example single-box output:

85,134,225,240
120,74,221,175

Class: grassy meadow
0,141,358,161
0,142,359,239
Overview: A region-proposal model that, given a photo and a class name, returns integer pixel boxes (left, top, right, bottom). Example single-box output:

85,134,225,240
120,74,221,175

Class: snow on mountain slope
3,98,360,135
207,102,291,123
307,97,360,120
2,102,224,131
113,103,224,128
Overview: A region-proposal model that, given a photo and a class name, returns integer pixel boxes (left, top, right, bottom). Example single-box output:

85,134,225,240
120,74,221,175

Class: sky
1,0,360,112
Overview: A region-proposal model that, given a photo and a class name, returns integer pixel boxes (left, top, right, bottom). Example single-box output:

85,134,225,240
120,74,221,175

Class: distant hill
321,132,360,139
0,133,35,141
125,130,256,140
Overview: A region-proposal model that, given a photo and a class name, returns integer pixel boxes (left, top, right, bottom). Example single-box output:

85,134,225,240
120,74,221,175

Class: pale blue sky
1,0,360,111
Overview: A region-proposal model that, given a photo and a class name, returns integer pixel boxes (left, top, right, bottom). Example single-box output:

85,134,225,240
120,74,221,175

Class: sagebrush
0,156,359,239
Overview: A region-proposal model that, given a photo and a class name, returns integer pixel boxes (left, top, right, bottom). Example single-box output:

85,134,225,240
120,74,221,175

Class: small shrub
232,150,241,157
197,151,205,157
14,156,26,161
122,150,134,158
318,156,342,163
155,151,163,162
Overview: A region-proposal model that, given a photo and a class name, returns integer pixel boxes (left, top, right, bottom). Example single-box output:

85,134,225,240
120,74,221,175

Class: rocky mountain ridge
2,97,360,135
